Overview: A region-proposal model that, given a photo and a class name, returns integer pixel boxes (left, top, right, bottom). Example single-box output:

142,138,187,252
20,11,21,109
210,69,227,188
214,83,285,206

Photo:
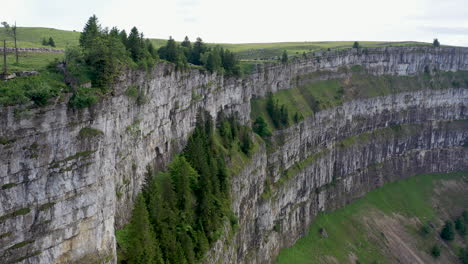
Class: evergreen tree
433,38,440,47
181,36,191,49
180,36,192,63
127,194,163,264
191,37,206,65
280,105,289,126
204,48,223,73
240,130,253,155
179,232,195,264
353,41,360,49
79,15,101,49
195,229,209,260
169,156,198,219
455,217,467,236
48,37,56,47
293,112,303,123
42,37,48,46
221,49,240,76
281,50,288,64
128,27,144,61
119,29,128,47
158,36,187,68
146,39,158,59
253,116,271,138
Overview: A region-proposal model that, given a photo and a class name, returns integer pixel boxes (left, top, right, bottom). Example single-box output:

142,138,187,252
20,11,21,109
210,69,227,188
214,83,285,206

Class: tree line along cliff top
0,25,437,65
0,15,460,109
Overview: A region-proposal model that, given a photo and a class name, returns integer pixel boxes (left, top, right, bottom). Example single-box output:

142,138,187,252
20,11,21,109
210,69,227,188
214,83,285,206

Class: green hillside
0,27,80,49
276,172,468,264
0,27,432,58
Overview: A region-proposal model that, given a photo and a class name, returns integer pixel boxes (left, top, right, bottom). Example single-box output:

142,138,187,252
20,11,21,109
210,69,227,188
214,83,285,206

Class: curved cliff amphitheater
1,46,468,263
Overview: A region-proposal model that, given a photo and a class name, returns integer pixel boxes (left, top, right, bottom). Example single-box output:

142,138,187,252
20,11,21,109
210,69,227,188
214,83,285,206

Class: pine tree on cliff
128,27,144,62
181,36,192,62
253,116,271,138
145,39,158,59
433,38,440,47
181,36,192,49
353,41,360,49
191,37,207,65
79,15,101,49
127,194,164,264
205,48,222,73
281,50,288,64
119,29,128,47
169,156,198,221
159,36,179,63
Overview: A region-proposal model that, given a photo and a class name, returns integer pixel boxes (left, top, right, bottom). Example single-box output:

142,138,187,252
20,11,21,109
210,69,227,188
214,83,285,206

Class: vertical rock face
219,89,468,264
1,47,468,263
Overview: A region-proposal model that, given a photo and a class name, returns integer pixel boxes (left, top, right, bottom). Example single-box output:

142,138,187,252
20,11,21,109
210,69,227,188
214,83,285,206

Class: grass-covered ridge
276,172,468,264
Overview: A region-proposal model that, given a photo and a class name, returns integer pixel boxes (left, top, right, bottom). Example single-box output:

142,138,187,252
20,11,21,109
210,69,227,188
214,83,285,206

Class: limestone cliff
1,46,468,263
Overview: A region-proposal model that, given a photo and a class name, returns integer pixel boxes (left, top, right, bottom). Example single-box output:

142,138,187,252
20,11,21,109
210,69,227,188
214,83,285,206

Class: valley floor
276,172,468,264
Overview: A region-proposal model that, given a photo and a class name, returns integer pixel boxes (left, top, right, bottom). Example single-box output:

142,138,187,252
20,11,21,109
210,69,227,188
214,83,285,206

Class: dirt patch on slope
359,176,468,264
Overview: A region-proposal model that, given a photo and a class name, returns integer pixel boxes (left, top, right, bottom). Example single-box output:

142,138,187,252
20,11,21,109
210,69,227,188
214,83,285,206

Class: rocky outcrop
0,47,64,53
1,46,468,263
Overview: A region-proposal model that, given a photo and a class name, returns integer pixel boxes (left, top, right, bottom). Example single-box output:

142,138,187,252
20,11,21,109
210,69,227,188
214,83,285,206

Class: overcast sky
3,0,468,46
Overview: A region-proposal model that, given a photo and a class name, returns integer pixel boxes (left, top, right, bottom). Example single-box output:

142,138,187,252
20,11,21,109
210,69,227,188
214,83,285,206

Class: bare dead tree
1,22,18,63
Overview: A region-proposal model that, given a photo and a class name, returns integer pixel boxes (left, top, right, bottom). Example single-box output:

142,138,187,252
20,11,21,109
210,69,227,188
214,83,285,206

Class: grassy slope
5,52,63,72
0,27,78,72
276,172,468,264
251,70,468,131
0,27,80,49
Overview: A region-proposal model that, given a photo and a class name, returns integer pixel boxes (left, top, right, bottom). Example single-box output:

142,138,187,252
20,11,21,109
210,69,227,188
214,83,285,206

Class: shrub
0,72,66,106
26,84,59,106
125,86,138,98
68,87,98,108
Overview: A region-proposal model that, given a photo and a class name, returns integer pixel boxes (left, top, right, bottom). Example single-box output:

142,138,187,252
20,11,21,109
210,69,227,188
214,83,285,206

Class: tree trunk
14,23,18,64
